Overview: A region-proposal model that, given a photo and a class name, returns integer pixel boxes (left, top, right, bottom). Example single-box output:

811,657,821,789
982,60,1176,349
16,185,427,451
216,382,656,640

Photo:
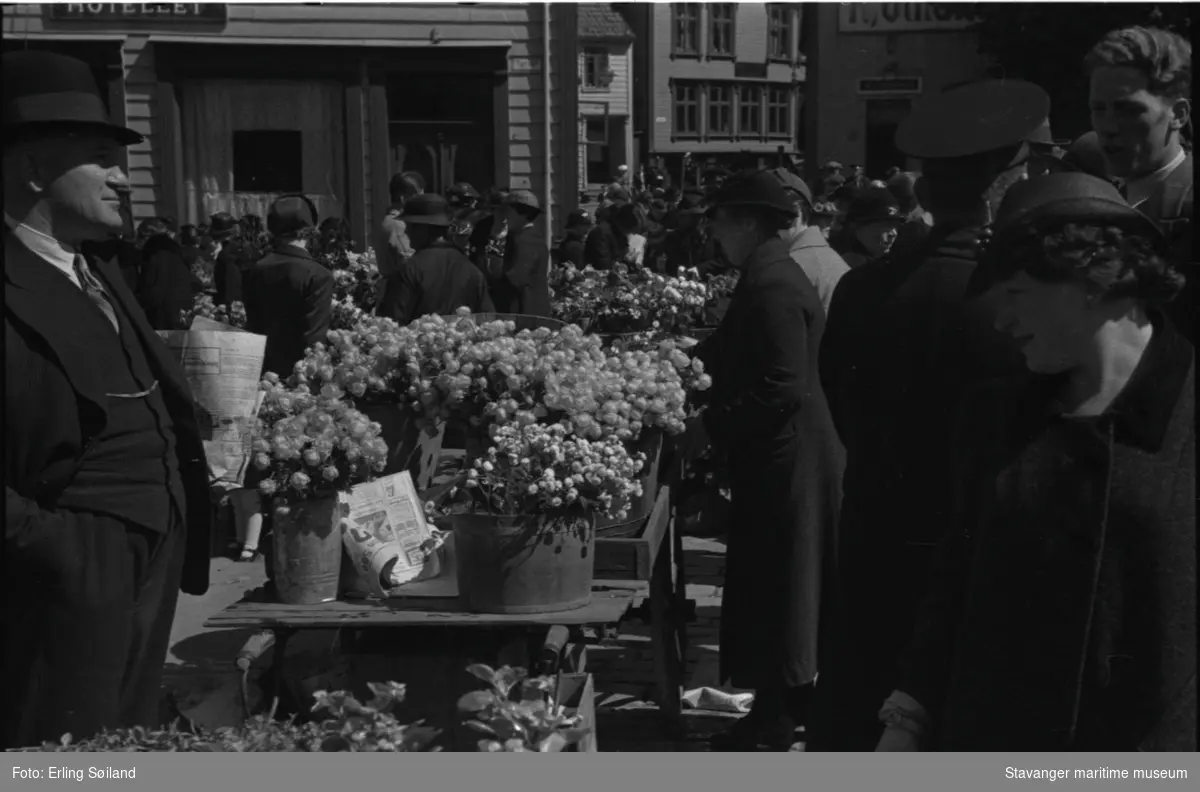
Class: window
738,85,762,136
582,48,611,90
767,5,793,61
672,3,700,56
232,130,303,193
708,4,734,57
585,117,608,145
708,84,732,137
767,86,791,136
673,82,699,136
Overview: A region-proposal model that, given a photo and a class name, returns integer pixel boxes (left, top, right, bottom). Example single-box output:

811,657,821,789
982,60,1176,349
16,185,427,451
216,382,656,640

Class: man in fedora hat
3,50,213,749
377,193,493,325
681,169,844,750
810,78,1048,752
208,211,252,306
241,194,334,380
490,189,551,317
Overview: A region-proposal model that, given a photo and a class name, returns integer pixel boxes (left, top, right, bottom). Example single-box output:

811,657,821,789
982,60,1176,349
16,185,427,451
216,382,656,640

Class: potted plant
435,421,645,614
251,380,390,604
457,664,593,752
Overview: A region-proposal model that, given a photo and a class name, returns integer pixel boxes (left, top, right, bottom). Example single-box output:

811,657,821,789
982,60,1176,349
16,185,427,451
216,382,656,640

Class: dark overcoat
491,223,551,317
696,236,844,690
377,239,495,325
135,235,194,331
811,225,1026,750
898,314,1195,750
242,242,335,381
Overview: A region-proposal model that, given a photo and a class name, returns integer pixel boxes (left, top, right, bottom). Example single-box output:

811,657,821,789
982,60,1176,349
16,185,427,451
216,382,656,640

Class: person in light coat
770,168,849,317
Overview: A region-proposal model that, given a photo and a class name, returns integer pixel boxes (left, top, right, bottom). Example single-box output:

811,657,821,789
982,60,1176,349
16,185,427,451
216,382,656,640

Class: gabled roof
578,4,635,40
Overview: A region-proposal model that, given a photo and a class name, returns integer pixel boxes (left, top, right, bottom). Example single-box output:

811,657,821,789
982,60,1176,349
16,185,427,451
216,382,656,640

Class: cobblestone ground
164,534,749,751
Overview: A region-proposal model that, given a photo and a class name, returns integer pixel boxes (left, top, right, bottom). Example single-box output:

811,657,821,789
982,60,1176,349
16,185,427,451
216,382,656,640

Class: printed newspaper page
157,327,267,485
341,472,436,596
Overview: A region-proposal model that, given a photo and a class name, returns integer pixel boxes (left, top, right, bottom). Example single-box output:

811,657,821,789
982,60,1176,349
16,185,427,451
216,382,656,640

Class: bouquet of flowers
251,380,390,512
548,264,606,328
181,294,247,329
460,422,646,520
329,248,380,313
330,294,367,331
555,264,709,335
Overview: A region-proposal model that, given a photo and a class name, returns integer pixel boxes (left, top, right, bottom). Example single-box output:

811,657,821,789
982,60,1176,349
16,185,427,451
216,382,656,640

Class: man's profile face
15,131,128,243
1090,65,1189,180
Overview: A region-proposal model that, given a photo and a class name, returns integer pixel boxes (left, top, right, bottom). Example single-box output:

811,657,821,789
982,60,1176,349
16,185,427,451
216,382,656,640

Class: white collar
1125,148,1187,209
3,213,81,286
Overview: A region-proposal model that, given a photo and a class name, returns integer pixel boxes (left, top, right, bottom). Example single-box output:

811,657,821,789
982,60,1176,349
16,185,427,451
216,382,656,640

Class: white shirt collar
3,212,81,287
1125,148,1187,210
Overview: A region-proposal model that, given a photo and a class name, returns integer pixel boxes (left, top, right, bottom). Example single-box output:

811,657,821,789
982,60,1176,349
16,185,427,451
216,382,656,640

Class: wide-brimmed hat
506,189,542,214
966,172,1163,297
209,212,240,240
402,194,453,226
844,186,905,227
267,194,318,236
708,169,799,218
896,79,1050,160
3,50,142,146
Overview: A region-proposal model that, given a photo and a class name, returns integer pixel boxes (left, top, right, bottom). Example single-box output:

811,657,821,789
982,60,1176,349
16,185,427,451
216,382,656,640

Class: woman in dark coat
134,219,195,330
877,174,1195,751
685,170,844,750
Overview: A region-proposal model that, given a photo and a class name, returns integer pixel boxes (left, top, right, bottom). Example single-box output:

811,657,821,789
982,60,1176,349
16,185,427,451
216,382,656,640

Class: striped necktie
73,254,120,333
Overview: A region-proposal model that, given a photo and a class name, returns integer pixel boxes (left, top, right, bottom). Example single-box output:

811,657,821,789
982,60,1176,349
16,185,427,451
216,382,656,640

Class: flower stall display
181,294,247,329
434,422,645,613
550,263,709,336
252,379,390,604
328,248,380,313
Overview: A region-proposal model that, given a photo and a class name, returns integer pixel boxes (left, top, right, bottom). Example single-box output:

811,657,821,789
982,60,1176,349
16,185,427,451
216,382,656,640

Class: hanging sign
50,4,228,23
839,4,977,34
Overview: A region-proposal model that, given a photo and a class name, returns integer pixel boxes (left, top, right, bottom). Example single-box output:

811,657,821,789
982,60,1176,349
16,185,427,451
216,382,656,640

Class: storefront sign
858,77,923,95
839,4,978,34
50,4,228,23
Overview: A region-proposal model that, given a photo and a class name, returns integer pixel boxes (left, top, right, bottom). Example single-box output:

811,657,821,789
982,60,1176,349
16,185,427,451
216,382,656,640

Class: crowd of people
2,21,1194,754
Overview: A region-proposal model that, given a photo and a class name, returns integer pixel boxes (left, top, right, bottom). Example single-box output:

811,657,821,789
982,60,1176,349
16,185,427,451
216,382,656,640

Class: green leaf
457,690,497,713
465,663,496,684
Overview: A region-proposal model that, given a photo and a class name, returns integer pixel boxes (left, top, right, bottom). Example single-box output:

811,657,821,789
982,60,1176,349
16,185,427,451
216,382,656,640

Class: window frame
707,82,733,139
707,3,735,60
766,85,792,139
767,5,793,63
671,2,701,58
672,80,701,139
737,83,763,140
581,47,612,92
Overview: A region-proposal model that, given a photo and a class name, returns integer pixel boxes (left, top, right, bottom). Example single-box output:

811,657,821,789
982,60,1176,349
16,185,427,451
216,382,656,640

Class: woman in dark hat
583,201,642,271
492,189,551,316
133,217,197,329
553,209,593,269
209,211,252,305
831,186,906,269
878,173,1194,751
680,169,844,750
467,187,510,280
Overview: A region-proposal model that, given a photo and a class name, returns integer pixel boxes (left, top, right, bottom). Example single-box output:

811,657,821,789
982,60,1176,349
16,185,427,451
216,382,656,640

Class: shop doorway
387,72,496,195
864,99,912,180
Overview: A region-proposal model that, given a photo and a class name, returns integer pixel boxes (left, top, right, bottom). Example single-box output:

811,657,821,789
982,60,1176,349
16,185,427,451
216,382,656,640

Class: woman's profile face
993,270,1094,374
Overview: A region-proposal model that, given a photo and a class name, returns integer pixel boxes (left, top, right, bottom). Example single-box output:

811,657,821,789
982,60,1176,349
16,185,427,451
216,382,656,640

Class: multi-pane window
673,82,699,135
767,86,791,136
767,5,793,60
738,85,762,136
709,4,734,57
672,3,700,55
708,84,732,136
582,48,611,90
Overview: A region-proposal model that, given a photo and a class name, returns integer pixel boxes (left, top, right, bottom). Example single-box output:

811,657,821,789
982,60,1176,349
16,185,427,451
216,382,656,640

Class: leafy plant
457,664,590,752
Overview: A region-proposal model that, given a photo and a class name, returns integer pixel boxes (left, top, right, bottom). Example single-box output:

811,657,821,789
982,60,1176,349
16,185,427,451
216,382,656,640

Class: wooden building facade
2,3,580,249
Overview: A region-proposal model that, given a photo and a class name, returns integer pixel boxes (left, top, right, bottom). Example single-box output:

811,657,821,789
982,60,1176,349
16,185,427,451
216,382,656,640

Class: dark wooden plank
558,672,598,753
344,76,367,252
204,586,635,630
594,485,670,581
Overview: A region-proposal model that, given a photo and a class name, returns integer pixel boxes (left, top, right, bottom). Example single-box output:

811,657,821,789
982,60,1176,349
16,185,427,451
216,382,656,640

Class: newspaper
340,472,439,597
157,325,267,486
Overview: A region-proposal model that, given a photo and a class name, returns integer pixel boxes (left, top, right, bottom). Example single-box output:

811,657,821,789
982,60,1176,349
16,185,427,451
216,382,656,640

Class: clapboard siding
578,42,631,114
2,3,578,239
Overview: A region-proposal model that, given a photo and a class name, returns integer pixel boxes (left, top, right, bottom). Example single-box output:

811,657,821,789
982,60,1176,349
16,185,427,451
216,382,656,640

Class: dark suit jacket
378,240,495,325
4,228,213,598
583,222,629,271
491,223,551,317
242,242,334,380
135,235,194,330
212,240,255,306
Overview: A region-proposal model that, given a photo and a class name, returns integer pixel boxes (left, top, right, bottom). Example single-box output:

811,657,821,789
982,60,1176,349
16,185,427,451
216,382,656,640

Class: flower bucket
355,402,444,491
272,497,344,605
596,429,664,538
449,511,595,614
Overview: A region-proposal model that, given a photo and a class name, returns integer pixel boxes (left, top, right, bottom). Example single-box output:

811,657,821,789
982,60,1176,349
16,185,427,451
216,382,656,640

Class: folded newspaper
340,471,448,598
157,318,267,486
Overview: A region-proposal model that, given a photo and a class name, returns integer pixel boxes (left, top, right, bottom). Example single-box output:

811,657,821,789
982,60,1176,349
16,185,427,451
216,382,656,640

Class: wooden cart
205,483,693,738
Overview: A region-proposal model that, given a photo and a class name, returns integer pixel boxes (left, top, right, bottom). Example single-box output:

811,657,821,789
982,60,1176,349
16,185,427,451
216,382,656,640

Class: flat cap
768,168,814,207
896,79,1051,160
